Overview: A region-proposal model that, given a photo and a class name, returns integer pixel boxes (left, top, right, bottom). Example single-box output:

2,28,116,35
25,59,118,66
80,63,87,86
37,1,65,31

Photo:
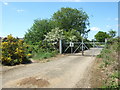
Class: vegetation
3,7,91,65
95,30,117,42
1,7,118,66
1,7,97,65
96,38,119,88
44,27,64,46
24,19,57,45
24,7,90,44
95,31,110,42
52,7,90,35
23,7,90,58
64,29,82,42
108,29,117,38
33,50,58,60
24,42,58,61
1,35,31,65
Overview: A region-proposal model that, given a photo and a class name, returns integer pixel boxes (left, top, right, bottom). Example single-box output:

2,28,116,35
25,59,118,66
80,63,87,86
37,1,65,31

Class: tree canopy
24,7,90,45
52,7,90,35
64,29,82,41
108,29,116,38
44,27,64,44
24,19,57,44
95,31,110,42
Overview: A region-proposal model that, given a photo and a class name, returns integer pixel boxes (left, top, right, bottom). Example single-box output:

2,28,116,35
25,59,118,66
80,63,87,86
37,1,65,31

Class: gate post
59,39,62,54
105,38,107,47
82,39,84,56
92,40,95,57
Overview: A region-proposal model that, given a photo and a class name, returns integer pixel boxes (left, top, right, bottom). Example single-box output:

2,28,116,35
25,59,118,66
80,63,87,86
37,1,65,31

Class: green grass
32,50,58,60
96,38,119,88
110,71,119,79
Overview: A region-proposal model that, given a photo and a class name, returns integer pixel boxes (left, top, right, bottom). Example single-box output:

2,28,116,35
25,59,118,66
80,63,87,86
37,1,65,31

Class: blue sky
1,2,118,40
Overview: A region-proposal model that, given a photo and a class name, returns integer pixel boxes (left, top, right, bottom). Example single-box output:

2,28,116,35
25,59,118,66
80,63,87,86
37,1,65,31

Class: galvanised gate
59,39,106,56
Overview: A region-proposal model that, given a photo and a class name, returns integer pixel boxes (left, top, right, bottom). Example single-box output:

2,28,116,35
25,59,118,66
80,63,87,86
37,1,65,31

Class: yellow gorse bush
1,35,31,65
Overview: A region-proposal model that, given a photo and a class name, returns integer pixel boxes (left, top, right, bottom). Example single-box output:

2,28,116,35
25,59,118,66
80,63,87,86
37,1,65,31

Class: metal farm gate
59,39,107,56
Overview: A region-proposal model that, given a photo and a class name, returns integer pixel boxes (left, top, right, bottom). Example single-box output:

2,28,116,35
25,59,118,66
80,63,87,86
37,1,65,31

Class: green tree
24,19,57,44
44,27,64,49
108,29,116,38
64,29,82,41
95,31,110,42
52,7,90,36
44,27,64,43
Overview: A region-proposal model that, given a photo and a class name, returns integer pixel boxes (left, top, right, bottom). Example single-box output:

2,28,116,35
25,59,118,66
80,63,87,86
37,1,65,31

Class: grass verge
90,38,119,88
32,50,58,61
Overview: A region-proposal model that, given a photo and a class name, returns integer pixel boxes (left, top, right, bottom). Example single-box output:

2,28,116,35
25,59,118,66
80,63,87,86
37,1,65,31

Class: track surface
1,48,102,88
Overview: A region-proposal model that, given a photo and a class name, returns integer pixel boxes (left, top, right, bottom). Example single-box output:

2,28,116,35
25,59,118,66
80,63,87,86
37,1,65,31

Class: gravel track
1,48,102,88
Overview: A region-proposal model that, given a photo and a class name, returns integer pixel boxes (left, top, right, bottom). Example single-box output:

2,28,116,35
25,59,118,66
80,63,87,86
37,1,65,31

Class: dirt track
1,48,102,88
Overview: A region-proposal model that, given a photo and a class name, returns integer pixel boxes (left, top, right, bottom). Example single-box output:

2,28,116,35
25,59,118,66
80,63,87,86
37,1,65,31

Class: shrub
25,41,55,55
1,35,31,65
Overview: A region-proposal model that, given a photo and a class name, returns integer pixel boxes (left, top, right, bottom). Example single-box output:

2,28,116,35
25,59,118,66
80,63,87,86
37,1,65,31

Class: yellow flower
1,56,4,60
8,54,12,56
19,50,23,52
7,57,12,61
1,35,30,65
19,40,23,42
15,52,18,54
27,53,32,57
7,34,14,40
2,42,8,46
19,47,23,49
16,48,19,52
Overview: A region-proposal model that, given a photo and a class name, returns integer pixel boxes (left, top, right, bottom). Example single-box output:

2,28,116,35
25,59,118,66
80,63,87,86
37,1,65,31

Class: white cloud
16,9,25,13
90,27,101,31
107,18,118,21
106,25,111,28
106,24,119,28
3,2,8,5
114,18,118,21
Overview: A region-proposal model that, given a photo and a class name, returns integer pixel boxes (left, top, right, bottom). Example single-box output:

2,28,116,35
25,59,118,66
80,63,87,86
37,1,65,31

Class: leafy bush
24,19,57,45
44,27,64,50
1,35,31,65
25,41,55,55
